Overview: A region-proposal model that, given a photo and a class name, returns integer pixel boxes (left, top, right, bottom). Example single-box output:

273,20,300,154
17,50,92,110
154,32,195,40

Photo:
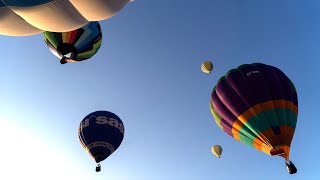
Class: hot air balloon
78,110,125,172
201,61,213,74
210,63,298,174
43,21,102,64
0,0,133,36
211,145,223,158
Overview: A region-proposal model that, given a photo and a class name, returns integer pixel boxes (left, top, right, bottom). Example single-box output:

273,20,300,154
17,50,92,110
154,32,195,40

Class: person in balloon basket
285,160,297,174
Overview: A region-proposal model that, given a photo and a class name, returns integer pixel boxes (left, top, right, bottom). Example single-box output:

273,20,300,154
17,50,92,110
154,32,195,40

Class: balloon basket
96,163,101,172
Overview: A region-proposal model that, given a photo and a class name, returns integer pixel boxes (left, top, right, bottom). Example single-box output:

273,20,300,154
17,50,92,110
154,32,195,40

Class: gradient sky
1,0,320,179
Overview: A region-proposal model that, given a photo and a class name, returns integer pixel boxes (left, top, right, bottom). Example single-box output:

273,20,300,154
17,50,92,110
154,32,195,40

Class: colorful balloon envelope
210,63,298,172
0,0,132,36
211,145,223,158
43,21,102,64
78,110,124,172
201,61,213,74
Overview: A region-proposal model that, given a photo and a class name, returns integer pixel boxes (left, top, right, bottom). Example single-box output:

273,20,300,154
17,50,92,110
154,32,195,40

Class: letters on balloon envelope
78,111,124,164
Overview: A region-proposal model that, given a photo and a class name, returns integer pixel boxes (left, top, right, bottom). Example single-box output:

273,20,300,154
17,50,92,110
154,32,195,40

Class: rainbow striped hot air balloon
43,21,102,64
210,63,298,174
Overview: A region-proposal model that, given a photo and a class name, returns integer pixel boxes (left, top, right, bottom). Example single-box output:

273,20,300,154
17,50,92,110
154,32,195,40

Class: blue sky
1,0,320,179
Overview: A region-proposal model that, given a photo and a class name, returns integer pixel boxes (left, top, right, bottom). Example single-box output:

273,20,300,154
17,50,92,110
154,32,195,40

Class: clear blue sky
0,0,320,179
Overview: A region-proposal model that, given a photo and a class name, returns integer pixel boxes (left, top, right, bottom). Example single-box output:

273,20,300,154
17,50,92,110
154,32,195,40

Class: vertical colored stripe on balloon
44,32,58,48
210,102,223,130
69,31,77,44
65,32,72,43
62,31,67,43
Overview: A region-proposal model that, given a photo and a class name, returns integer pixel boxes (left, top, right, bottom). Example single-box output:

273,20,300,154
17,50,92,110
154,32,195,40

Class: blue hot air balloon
78,110,125,172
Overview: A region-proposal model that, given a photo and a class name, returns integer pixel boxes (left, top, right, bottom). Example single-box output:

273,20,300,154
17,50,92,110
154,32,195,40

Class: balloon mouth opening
270,149,285,156
94,155,106,163
57,43,78,59
270,145,290,159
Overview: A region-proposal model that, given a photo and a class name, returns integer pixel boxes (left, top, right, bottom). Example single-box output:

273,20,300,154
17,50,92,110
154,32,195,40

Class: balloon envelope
211,145,223,158
78,110,125,163
43,21,102,63
210,63,298,159
0,0,131,36
201,61,213,74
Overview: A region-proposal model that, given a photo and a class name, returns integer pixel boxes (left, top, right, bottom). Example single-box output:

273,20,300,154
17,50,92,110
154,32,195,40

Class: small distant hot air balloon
211,145,223,158
43,21,102,64
78,110,125,172
201,61,213,74
210,63,298,174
